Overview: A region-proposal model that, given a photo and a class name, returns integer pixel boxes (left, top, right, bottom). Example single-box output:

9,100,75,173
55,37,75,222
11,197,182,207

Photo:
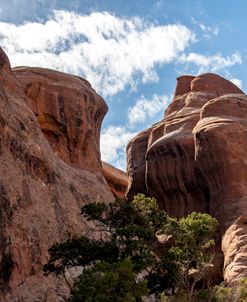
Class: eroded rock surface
126,73,247,284
222,216,247,285
194,93,247,284
102,162,128,200
0,48,114,302
14,66,128,201
13,66,107,175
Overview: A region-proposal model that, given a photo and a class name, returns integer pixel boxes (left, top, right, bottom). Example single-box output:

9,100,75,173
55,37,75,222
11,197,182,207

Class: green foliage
160,277,247,302
212,285,231,302
238,277,247,301
160,212,218,301
44,194,218,301
166,211,218,264
160,290,189,302
212,278,247,302
43,237,119,275
68,258,147,302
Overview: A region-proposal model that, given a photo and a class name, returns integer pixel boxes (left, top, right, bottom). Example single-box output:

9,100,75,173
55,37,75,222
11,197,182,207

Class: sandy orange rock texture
13,66,107,175
126,73,247,284
13,66,128,199
0,48,116,301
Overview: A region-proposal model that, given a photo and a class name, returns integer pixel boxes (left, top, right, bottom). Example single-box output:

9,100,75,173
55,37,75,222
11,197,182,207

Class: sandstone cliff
102,162,128,200
126,73,247,284
13,66,106,175
0,48,115,301
1,44,246,301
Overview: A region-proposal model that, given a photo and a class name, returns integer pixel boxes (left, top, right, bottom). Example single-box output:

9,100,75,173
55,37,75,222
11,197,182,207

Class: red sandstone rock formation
13,66,107,175
13,66,128,201
102,162,128,200
0,48,114,302
126,73,247,284
222,216,247,284
0,43,246,299
193,93,247,284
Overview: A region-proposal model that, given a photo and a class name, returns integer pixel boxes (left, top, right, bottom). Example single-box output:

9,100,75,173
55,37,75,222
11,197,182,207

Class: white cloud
0,10,195,96
229,78,242,89
155,0,165,8
101,126,137,170
199,24,219,37
128,94,169,125
178,52,242,73
191,18,219,39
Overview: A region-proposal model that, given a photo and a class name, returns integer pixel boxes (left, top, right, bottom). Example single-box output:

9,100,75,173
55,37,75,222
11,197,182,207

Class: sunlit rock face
126,72,247,284
14,66,128,201
13,66,107,175
222,216,247,285
0,48,114,302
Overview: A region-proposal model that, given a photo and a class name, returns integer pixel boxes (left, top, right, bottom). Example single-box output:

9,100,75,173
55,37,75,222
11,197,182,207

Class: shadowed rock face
126,73,247,284
0,48,114,301
194,93,247,284
126,127,153,200
193,93,247,232
127,74,243,215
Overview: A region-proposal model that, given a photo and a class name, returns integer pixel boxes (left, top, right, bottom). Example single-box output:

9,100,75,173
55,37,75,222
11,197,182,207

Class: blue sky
0,0,246,170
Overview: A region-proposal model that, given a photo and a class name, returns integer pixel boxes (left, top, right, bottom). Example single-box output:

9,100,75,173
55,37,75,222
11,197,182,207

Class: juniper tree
44,194,218,302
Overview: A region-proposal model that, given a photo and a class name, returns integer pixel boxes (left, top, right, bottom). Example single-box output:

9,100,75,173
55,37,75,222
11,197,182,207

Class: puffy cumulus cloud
100,126,137,170
128,94,169,126
0,10,195,96
178,52,242,73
